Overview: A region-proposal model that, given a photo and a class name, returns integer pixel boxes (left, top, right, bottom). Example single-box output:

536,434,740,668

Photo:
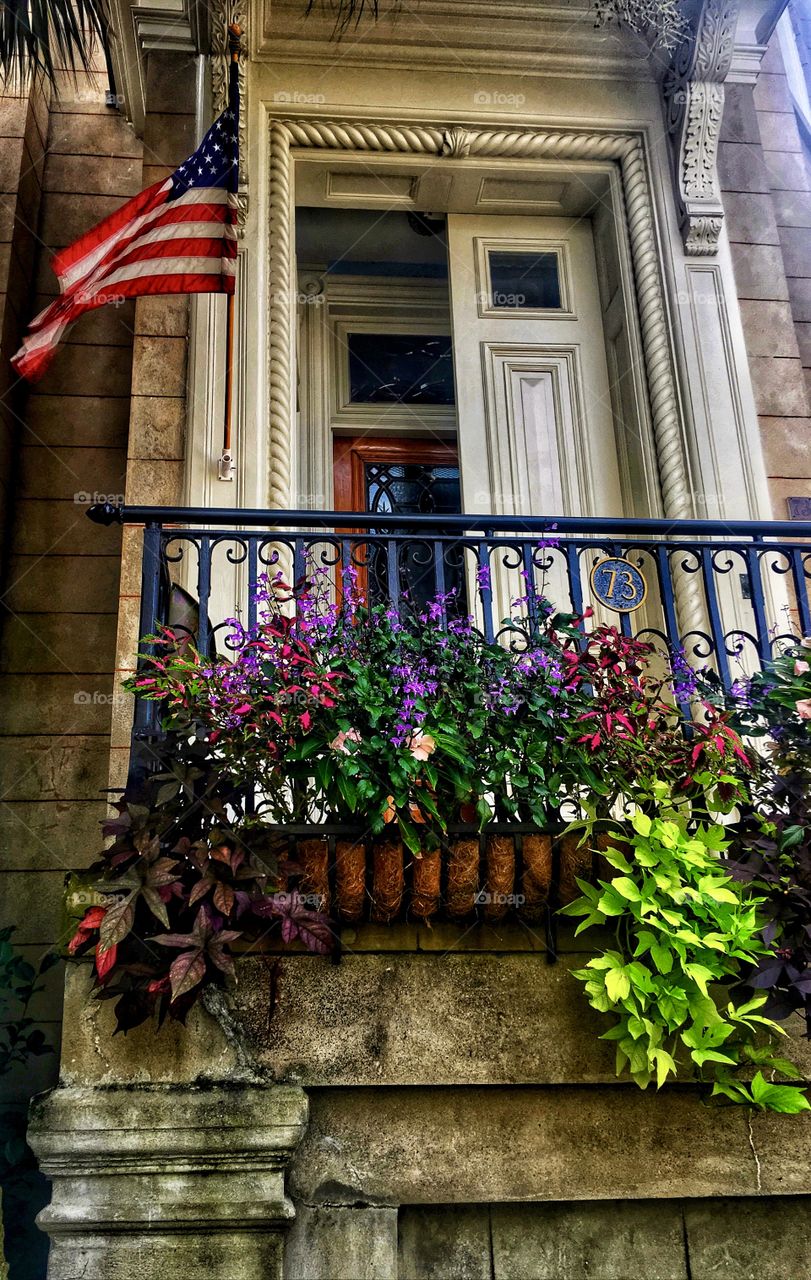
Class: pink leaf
168,949,206,1001
95,941,118,981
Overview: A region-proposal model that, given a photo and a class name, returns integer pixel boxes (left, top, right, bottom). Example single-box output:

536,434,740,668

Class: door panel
447,214,623,519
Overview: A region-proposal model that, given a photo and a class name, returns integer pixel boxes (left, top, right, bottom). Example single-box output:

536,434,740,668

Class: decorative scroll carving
210,0,248,231
664,0,740,256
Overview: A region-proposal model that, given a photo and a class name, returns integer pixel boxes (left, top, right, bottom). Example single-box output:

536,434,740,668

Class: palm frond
592,0,689,52
0,0,107,89
305,0,381,35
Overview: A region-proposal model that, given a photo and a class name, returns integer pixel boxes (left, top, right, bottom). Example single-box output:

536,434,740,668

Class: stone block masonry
721,24,811,516
0,55,143,1131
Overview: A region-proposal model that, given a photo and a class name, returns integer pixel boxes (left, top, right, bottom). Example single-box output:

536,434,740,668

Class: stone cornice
131,0,205,52
253,0,652,79
728,0,789,82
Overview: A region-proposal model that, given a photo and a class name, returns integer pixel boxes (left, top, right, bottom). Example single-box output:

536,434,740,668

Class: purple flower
537,524,560,551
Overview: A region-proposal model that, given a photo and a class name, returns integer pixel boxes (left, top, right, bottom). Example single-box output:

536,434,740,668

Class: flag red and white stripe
12,68,239,383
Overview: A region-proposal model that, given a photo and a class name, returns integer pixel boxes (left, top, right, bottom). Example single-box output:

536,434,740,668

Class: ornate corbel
663,0,740,256
211,0,249,232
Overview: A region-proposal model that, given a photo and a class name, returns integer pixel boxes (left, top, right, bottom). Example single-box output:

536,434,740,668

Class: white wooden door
446,215,624,519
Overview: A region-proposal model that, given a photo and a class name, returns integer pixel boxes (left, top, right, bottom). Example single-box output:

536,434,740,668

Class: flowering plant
125,568,748,846
721,643,811,1039
69,562,766,1033
127,568,600,848
550,631,752,822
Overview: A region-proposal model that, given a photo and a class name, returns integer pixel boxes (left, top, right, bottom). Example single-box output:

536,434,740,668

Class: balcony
87,503,811,940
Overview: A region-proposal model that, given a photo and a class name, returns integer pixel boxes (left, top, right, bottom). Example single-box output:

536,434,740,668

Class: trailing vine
563,807,809,1113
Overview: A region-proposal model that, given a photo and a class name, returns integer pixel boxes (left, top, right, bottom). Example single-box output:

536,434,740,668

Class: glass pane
366,462,461,517
347,333,455,404
487,250,562,310
364,462,466,614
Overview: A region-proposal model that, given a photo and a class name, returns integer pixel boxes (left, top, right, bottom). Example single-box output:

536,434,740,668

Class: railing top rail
87,503,811,540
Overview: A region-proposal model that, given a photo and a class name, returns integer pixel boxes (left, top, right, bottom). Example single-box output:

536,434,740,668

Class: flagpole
218,22,241,483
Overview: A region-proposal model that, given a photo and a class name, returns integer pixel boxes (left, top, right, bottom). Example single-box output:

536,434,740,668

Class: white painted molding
480,344,593,517
130,0,203,52
268,118,694,528
297,275,455,510
267,121,297,509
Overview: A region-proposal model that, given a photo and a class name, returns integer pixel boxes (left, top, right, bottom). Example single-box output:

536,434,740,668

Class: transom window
347,332,455,405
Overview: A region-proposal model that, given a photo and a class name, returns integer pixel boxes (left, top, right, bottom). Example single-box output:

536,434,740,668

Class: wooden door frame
333,435,461,513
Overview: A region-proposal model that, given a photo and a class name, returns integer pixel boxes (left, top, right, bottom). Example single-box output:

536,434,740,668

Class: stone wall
111,50,196,792
0,78,48,568
0,47,197,1273
0,60,142,1112
0,56,148,1276
6,12,811,1280
288,1198,811,1280
721,27,811,516
0,46,197,1111
35,942,811,1279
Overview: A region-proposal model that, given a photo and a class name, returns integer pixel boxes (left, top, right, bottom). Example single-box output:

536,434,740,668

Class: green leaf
605,967,631,1002
697,876,739,905
631,812,652,837
610,877,642,902
650,942,673,975
336,772,358,812
601,847,632,873
573,913,606,935
752,1056,803,1080
652,1048,676,1088
596,887,627,917
396,816,421,856
690,1049,737,1067
684,963,715,997
750,1072,811,1114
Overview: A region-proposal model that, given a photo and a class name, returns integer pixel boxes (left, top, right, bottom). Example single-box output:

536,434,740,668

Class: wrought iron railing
88,503,811,748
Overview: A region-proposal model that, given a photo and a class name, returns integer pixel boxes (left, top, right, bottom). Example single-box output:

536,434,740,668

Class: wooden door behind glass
333,437,464,613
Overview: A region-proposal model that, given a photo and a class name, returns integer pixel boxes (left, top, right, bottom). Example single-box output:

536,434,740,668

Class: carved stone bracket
210,0,249,232
664,0,740,256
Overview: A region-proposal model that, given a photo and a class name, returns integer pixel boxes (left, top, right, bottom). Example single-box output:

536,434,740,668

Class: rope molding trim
267,118,693,532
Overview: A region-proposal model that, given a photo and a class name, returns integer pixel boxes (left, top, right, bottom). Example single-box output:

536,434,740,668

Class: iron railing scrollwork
88,503,811,747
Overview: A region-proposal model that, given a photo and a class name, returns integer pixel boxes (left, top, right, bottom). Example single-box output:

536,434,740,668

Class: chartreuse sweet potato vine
562,801,810,1114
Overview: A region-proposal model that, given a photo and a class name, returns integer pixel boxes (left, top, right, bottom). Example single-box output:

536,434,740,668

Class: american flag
12,63,239,382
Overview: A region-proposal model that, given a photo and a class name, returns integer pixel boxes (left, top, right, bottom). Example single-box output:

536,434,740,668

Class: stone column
28,1083,308,1280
